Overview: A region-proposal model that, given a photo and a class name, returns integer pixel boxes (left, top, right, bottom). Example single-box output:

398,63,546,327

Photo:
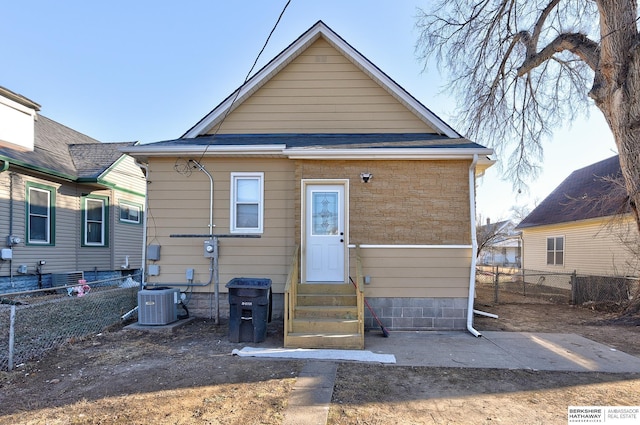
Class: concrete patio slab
363,331,640,372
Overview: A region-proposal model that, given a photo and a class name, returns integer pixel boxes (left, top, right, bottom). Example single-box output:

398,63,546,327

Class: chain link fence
0,273,140,371
476,266,637,307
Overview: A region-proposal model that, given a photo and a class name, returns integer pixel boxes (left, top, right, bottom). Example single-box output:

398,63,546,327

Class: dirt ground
1,287,639,425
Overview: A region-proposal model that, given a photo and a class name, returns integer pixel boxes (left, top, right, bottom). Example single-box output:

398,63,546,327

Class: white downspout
467,154,482,337
136,160,149,288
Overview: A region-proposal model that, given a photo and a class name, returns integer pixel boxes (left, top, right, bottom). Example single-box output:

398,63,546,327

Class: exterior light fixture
360,172,373,183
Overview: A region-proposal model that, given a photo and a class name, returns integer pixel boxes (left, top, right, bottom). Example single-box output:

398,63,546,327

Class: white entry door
304,183,346,282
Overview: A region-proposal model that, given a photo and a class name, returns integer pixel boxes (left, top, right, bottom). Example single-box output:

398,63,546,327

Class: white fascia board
285,147,494,160
0,95,38,117
122,144,287,157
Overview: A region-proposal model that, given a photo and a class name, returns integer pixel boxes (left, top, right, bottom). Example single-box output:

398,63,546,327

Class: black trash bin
226,278,272,343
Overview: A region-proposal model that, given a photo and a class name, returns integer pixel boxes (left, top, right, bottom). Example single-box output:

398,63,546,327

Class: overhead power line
196,0,292,163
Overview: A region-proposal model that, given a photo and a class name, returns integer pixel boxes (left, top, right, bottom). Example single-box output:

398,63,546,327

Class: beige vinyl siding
212,38,436,134
1,174,82,275
0,172,10,242
521,216,640,276
76,188,115,271
105,158,146,270
144,158,297,293
350,247,472,298
113,193,144,269
101,155,146,196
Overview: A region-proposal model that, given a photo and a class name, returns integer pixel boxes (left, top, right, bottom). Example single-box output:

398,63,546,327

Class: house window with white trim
27,183,55,245
119,202,141,224
546,236,564,265
83,195,109,246
230,172,264,233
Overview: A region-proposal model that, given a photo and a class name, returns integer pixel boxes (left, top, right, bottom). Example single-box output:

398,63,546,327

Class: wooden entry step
284,282,364,350
285,332,363,350
297,283,355,294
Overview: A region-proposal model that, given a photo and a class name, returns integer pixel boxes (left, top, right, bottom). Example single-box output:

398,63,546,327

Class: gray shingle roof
144,133,484,150
517,155,628,229
0,114,136,180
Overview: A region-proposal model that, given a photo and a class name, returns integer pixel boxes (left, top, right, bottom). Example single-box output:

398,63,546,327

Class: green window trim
81,195,109,247
119,201,142,225
26,182,56,246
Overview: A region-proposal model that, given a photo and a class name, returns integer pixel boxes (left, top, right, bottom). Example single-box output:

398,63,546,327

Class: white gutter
123,145,496,164
285,147,494,160
467,154,482,337
135,160,149,289
348,244,472,249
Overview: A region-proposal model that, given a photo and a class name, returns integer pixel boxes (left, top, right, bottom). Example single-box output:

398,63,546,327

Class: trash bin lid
225,278,272,289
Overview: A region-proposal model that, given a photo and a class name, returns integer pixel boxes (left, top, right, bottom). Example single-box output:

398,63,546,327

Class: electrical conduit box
1,248,12,260
147,244,161,261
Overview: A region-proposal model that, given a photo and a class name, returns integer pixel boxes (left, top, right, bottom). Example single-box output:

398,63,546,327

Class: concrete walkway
282,361,337,425
271,330,640,425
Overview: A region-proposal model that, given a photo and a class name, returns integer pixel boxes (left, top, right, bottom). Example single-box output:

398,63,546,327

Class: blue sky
2,1,617,221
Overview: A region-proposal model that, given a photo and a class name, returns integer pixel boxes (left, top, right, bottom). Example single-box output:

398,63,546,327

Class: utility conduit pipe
144,160,221,322
135,160,149,289
188,159,215,235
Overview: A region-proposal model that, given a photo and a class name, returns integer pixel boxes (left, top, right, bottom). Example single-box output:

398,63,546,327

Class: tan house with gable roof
124,21,494,349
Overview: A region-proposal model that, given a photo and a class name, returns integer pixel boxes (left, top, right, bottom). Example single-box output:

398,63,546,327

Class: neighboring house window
26,183,55,245
82,195,109,246
230,172,264,233
546,236,564,265
119,202,141,224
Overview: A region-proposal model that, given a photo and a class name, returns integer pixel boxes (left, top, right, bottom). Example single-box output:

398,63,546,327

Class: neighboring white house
477,219,521,267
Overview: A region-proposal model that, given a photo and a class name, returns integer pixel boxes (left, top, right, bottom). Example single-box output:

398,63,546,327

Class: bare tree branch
415,0,598,192
517,32,600,75
528,0,562,55
416,0,640,314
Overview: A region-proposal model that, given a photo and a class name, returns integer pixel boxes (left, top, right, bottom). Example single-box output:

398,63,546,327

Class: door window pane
312,191,338,235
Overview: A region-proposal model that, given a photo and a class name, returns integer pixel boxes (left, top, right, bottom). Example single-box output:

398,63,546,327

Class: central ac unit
138,287,179,325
